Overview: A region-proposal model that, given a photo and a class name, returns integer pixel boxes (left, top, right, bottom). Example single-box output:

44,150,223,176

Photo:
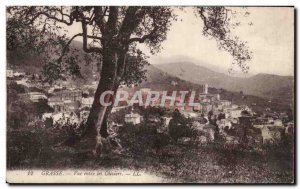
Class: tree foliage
169,109,194,142
7,6,252,83
6,6,253,143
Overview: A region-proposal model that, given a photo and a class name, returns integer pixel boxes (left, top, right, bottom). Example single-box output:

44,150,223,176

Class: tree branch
128,26,157,44
57,31,102,63
25,9,74,26
198,7,209,33
127,12,158,44
57,33,82,63
93,6,107,34
118,7,143,41
105,6,119,37
81,21,102,53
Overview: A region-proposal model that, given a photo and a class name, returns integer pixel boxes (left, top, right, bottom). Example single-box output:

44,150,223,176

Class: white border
0,0,298,188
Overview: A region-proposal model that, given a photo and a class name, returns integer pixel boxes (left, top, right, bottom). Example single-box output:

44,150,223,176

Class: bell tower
204,84,208,94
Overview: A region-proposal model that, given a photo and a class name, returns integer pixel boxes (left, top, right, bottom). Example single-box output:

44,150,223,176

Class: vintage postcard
6,6,295,184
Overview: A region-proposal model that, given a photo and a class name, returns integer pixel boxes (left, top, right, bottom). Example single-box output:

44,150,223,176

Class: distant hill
154,62,294,102
7,40,99,85
150,55,254,78
138,64,205,92
6,46,293,114
138,64,292,114
7,40,294,109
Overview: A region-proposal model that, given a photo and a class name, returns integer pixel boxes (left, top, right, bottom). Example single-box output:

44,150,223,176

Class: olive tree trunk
82,48,126,156
79,49,116,154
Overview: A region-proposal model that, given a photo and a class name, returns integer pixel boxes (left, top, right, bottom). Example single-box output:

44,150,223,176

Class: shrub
118,123,171,154
7,129,42,168
168,110,195,142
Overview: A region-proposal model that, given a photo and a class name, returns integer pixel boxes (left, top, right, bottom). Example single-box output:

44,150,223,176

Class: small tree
169,109,194,142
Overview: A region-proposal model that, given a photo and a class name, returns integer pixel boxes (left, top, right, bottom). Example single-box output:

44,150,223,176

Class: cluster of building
7,68,96,126
7,69,26,78
7,68,294,145
121,83,294,145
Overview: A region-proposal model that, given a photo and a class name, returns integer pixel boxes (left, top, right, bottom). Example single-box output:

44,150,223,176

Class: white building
204,83,208,94
48,87,55,94
253,123,284,129
273,119,283,127
260,126,282,144
16,78,31,87
181,111,199,119
42,113,53,120
28,92,48,102
217,119,233,131
82,97,94,108
6,69,13,78
52,112,80,125
112,106,127,113
230,108,242,119
285,122,294,134
125,113,142,125
224,106,242,119
171,80,178,86
48,100,65,112
219,100,232,107
163,116,172,127
13,71,26,77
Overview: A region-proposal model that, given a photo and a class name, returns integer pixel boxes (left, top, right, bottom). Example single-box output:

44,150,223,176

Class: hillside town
6,6,295,184
7,68,294,146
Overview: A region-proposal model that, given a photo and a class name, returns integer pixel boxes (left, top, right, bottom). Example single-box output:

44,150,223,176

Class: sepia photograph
6,5,295,184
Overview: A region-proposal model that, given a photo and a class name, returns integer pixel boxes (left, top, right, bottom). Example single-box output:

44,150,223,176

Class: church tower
204,84,208,94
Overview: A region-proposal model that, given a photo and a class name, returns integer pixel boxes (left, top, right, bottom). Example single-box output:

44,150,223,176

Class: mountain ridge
7,40,293,103
153,62,294,101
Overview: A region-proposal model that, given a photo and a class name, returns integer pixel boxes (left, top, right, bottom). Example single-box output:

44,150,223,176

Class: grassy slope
7,127,294,183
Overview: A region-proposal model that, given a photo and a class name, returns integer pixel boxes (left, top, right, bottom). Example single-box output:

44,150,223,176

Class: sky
69,7,294,76
139,7,294,76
